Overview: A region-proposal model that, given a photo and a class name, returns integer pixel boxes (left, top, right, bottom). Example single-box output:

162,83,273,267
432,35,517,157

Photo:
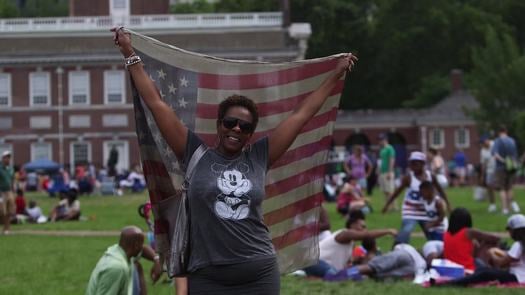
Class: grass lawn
0,186,522,294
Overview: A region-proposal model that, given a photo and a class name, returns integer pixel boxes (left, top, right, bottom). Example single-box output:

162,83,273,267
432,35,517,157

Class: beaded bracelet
125,55,142,69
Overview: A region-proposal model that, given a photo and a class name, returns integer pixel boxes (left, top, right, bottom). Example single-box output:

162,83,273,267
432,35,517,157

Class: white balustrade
0,12,282,33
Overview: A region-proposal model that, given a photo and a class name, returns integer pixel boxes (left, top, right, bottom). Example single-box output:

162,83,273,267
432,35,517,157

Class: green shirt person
378,134,397,210
87,226,161,295
0,151,13,192
1,150,14,234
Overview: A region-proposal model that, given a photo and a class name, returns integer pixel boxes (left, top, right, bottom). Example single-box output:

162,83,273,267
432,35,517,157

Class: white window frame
110,0,130,18
429,128,445,149
30,72,51,106
455,127,470,149
0,73,12,107
69,142,92,169
104,70,126,104
68,70,90,105
31,142,52,161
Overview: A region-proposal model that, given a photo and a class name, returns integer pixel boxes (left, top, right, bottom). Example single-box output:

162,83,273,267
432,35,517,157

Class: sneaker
511,202,521,213
503,209,510,215
488,204,497,213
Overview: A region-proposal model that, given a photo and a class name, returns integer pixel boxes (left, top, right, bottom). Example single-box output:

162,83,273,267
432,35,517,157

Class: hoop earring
214,136,221,148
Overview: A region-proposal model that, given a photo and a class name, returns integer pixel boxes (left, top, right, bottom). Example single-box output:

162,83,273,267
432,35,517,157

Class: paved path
10,229,120,237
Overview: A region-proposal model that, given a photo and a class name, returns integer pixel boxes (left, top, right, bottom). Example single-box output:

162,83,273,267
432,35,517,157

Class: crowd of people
297,125,524,287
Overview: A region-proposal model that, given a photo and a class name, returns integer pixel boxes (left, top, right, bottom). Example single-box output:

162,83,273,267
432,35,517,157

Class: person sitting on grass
87,226,162,295
337,176,370,216
443,207,500,274
420,181,447,241
433,214,525,286
26,200,44,223
325,243,427,281
49,189,81,222
303,210,397,278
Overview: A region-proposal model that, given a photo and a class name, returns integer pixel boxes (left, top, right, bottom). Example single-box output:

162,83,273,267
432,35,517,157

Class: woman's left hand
334,53,358,78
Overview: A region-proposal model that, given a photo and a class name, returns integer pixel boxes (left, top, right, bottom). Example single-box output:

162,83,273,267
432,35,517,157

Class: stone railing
0,12,282,33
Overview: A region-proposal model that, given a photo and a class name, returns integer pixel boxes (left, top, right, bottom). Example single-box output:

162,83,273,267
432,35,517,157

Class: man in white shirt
303,210,397,278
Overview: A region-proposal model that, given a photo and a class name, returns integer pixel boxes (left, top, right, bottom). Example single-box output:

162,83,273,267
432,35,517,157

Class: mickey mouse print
212,163,252,220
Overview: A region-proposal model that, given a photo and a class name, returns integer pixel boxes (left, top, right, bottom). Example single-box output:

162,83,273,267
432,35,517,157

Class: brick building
0,0,310,173
333,70,481,171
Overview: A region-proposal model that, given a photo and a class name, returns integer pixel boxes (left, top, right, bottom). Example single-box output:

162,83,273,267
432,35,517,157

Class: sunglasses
221,117,255,134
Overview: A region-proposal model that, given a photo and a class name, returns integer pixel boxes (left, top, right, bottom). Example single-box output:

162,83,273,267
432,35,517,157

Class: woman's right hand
110,27,135,58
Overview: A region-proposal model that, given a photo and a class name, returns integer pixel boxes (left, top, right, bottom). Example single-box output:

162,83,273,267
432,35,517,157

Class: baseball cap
408,151,426,162
2,150,11,157
506,214,525,230
378,133,387,140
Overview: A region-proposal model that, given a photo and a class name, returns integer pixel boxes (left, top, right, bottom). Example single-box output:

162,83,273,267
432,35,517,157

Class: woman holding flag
112,27,357,294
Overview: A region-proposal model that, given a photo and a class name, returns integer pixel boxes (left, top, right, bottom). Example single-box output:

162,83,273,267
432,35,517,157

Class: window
103,114,128,127
30,116,52,129
30,72,50,106
70,142,91,168
0,73,11,106
455,128,470,148
104,70,125,104
69,71,90,105
110,0,130,17
69,115,91,128
429,128,445,149
31,142,52,161
0,117,12,130
113,0,126,9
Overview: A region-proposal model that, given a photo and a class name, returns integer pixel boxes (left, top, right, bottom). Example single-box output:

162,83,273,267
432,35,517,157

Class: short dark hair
346,210,365,228
217,95,259,131
419,180,433,191
362,237,376,251
428,148,437,155
511,228,525,246
448,207,472,234
498,125,508,133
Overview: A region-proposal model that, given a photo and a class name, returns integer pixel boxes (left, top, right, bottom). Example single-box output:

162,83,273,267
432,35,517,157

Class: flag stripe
264,193,323,226
264,182,322,214
198,59,338,90
272,222,320,250
268,207,319,238
266,165,325,198
270,136,332,169
195,95,339,133
195,81,344,119
267,151,327,185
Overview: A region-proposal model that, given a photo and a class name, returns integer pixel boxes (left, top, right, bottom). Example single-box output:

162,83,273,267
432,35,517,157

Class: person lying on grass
303,210,397,278
433,214,525,286
324,242,427,281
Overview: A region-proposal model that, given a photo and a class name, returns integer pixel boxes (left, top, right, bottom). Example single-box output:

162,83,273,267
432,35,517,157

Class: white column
56,66,64,165
420,126,427,153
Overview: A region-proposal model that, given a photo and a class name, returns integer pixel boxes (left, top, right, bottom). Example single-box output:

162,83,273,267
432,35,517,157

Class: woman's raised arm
267,54,357,166
112,27,187,160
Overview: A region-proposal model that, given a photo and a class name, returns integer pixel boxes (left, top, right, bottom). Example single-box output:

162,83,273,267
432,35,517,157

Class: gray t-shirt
183,131,276,272
492,135,518,170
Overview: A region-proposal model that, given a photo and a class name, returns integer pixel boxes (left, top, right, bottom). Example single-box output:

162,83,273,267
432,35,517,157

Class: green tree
0,0,19,17
170,0,215,14
468,26,525,138
20,0,68,17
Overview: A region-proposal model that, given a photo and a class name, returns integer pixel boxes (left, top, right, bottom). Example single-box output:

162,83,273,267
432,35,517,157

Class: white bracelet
125,55,142,69
153,255,160,261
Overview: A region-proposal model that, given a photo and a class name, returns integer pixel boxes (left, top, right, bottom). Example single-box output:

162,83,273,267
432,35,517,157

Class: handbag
157,144,208,277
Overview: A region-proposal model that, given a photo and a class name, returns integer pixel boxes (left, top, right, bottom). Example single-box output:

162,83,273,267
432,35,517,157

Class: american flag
129,31,346,273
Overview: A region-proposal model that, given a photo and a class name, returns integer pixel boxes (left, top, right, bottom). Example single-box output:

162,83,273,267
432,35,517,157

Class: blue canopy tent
24,159,62,173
